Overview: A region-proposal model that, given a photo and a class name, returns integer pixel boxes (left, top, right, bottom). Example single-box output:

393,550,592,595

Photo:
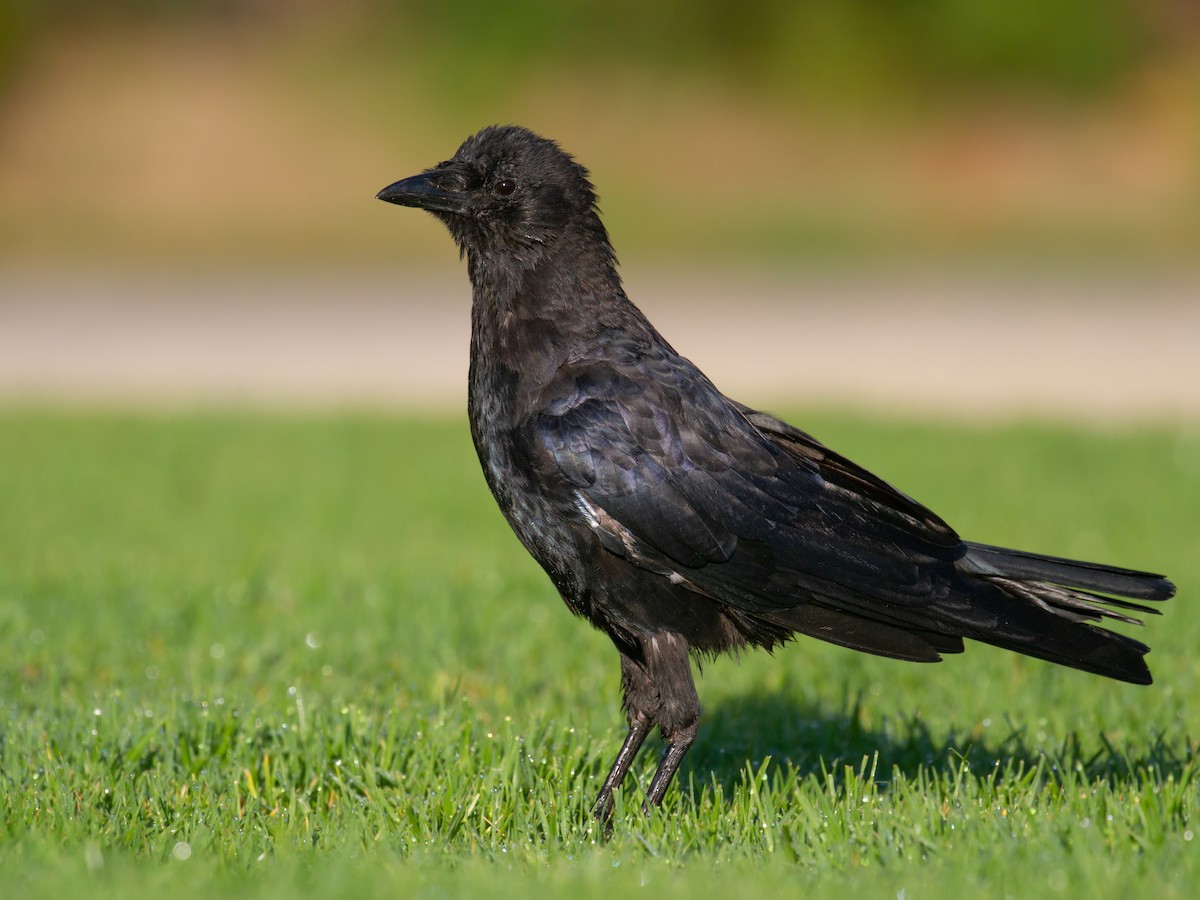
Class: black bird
377,126,1174,820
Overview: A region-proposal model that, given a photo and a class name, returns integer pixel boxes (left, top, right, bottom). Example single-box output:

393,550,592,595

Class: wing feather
533,355,966,618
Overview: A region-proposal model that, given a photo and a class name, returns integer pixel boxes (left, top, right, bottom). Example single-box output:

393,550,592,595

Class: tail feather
982,578,1157,627
962,542,1175,601
956,542,1174,685
971,610,1154,685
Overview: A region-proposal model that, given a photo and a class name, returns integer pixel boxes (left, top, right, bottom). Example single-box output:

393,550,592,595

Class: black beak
376,172,467,215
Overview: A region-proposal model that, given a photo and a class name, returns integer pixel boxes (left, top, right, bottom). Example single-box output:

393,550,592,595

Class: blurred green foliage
0,0,1165,101
404,0,1150,101
2,0,1192,267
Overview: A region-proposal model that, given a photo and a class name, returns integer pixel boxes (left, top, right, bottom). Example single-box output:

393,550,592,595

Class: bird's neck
470,225,657,352
466,225,660,423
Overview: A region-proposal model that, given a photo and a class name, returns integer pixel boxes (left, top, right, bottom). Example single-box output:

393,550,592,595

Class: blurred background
1,0,1198,416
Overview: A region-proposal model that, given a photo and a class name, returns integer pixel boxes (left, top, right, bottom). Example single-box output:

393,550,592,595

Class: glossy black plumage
377,125,1174,820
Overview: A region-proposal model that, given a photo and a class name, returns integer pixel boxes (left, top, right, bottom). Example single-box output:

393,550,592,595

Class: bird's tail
956,542,1174,685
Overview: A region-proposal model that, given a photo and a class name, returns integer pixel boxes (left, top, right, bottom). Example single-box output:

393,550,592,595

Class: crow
377,125,1174,821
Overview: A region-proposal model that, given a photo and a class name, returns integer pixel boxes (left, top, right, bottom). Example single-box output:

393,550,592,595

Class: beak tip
376,183,402,204
375,172,464,214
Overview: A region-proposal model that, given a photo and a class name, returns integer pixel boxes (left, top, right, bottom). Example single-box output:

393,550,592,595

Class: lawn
0,410,1196,898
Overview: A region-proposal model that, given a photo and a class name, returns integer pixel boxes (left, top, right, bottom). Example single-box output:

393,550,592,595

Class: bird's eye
493,178,516,197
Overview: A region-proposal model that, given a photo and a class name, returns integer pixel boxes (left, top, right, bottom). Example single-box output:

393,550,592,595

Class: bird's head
377,126,608,274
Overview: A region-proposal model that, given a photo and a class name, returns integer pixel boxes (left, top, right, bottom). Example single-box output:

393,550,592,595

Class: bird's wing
532,354,965,616
735,405,958,542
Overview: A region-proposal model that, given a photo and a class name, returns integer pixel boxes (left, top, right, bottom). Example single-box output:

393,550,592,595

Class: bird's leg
591,711,651,822
593,651,661,821
644,718,699,808
602,633,701,816
638,632,700,811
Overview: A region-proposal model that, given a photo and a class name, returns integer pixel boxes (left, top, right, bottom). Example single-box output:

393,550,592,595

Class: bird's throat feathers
465,205,614,302
466,215,666,433
467,213,654,354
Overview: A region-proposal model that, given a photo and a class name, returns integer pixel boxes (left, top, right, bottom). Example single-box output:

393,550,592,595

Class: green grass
0,410,1196,898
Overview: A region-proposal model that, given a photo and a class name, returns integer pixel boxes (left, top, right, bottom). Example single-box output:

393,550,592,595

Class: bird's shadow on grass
673,689,1187,799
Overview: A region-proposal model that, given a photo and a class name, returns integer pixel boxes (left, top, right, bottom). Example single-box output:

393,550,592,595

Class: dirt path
2,269,1197,422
